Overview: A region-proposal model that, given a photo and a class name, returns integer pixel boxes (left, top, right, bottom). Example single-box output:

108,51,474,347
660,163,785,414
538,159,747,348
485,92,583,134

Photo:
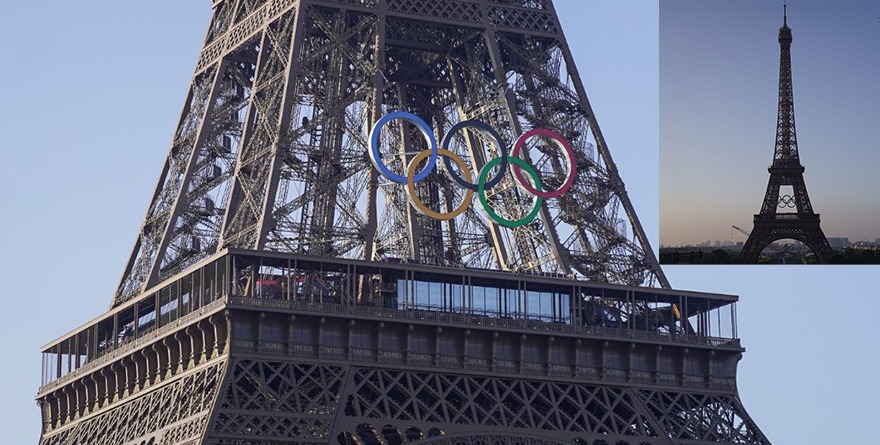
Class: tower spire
775,0,796,164
784,1,788,27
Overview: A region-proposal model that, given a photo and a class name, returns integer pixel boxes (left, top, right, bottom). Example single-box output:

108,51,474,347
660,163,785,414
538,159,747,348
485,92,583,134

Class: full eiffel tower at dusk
740,3,832,264
36,1,768,444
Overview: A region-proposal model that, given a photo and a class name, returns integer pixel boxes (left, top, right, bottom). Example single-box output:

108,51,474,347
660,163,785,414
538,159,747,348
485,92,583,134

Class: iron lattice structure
740,5,831,263
113,0,669,307
36,1,770,445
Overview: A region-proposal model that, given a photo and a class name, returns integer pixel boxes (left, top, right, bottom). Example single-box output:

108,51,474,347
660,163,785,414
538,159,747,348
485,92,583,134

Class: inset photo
659,0,880,264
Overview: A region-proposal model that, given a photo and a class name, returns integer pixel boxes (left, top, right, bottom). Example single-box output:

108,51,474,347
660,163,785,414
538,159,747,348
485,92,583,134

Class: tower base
740,214,833,263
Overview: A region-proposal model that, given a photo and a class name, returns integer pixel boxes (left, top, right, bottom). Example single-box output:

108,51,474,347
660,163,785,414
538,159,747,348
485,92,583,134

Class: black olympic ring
441,120,509,191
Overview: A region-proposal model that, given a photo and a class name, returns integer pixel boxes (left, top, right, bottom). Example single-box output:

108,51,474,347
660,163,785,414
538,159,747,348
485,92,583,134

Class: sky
660,0,880,247
0,1,877,444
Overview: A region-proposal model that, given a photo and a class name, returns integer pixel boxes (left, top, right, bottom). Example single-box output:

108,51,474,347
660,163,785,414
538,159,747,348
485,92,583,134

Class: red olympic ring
511,128,578,199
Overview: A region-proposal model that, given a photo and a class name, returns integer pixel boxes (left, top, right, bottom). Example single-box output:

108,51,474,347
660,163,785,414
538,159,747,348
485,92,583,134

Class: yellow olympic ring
406,149,474,221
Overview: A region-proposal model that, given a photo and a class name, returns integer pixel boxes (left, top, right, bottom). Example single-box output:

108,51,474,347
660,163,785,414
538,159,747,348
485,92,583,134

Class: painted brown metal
113,0,668,307
740,5,832,264
36,1,769,444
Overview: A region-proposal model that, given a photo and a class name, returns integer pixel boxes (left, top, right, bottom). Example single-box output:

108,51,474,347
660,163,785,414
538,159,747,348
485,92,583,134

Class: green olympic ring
478,157,544,228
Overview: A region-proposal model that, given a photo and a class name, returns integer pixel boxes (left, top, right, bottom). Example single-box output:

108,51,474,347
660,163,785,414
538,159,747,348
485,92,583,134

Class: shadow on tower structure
35,1,770,444
740,3,832,264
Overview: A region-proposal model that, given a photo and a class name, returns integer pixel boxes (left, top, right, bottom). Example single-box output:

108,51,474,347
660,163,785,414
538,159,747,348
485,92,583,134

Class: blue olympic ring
368,111,437,184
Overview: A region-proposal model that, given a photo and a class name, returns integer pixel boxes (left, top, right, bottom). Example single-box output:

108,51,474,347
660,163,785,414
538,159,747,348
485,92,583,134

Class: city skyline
661,235,871,249
660,0,880,247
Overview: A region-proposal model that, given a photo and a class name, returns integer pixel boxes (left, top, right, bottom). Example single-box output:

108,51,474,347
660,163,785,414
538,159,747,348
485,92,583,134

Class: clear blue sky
660,0,880,247
0,1,876,444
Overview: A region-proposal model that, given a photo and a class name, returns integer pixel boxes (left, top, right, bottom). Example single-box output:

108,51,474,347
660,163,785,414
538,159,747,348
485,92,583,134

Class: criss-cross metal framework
740,4,831,263
36,1,769,444
113,0,669,307
37,251,770,445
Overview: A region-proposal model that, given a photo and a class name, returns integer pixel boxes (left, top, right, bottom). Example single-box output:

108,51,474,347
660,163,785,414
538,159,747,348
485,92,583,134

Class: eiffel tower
740,3,832,264
36,1,769,444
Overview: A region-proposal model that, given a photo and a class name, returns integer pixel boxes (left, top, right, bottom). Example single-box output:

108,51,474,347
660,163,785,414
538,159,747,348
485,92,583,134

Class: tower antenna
784,1,788,26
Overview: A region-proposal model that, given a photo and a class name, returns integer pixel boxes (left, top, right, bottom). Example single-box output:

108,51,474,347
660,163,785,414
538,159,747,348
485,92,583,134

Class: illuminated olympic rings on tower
368,111,577,228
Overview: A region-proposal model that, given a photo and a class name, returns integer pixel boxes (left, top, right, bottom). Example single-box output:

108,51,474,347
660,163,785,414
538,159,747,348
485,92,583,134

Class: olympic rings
368,112,577,226
778,195,796,209
407,149,474,221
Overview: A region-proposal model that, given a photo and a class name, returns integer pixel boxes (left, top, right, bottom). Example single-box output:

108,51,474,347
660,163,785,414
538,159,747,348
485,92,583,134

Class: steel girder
37,264,769,445
741,13,831,263
204,357,768,445
37,360,227,445
37,354,768,445
113,0,668,307
35,1,775,444
739,214,833,264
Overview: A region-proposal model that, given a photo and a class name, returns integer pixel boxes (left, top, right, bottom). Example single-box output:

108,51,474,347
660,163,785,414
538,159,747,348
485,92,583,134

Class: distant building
827,237,850,249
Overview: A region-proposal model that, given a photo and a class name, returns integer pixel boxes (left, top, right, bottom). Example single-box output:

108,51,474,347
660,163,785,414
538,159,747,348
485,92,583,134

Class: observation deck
41,249,740,392
37,250,743,434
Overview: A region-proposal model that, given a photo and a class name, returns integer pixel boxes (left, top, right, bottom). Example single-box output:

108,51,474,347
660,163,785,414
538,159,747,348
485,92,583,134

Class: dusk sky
660,0,880,246
0,2,877,444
